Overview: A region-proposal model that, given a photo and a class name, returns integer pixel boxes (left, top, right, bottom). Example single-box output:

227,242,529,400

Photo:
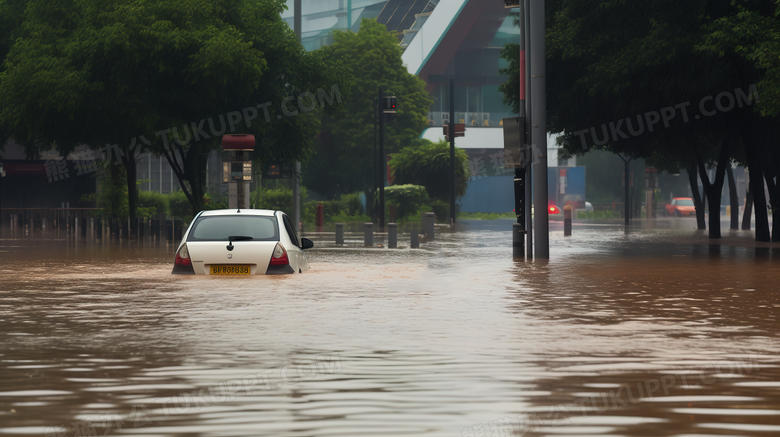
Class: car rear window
186,215,279,241
677,199,694,206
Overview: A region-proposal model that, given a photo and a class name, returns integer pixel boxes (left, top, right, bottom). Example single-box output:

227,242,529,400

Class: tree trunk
748,156,771,242
697,142,729,239
726,165,739,230
765,172,779,242
742,171,753,231
126,157,138,238
687,165,706,230
184,144,208,215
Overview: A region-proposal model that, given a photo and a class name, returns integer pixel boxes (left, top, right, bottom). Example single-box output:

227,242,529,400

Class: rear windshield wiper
227,235,253,251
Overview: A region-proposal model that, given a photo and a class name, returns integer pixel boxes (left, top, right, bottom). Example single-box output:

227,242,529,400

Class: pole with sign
221,135,255,210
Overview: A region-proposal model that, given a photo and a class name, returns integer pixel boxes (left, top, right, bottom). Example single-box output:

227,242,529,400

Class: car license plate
211,265,251,275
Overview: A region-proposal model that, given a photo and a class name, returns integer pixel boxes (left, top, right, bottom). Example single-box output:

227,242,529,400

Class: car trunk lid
187,241,277,274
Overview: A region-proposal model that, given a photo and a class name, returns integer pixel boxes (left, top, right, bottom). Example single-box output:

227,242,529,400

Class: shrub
383,184,429,220
390,139,469,201
577,210,621,219
167,190,193,220
430,200,453,223
138,191,169,217
205,191,229,210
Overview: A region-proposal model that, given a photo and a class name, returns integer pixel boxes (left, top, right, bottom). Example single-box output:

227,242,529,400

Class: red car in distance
666,197,696,217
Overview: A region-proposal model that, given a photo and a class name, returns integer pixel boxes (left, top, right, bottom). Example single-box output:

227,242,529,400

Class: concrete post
424,212,435,239
563,204,572,236
410,227,419,248
364,222,373,247
388,223,397,248
335,223,344,245
513,223,525,258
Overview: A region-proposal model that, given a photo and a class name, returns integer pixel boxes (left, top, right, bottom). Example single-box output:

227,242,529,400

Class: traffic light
383,96,396,121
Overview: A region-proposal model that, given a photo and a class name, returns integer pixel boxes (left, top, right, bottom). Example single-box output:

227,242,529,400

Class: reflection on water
0,221,779,436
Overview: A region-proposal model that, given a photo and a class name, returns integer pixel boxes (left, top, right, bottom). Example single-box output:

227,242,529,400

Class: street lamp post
530,0,549,259
449,78,456,225
293,0,302,228
378,86,385,230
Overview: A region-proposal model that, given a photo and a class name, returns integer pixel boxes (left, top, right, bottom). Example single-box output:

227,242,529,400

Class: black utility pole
449,78,456,225
515,1,527,243
524,0,532,258
618,153,631,229
378,86,385,230
373,98,378,222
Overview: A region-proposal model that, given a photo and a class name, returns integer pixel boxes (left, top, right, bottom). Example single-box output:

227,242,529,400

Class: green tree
699,1,780,241
500,0,768,239
303,19,433,199
0,0,350,232
390,139,469,202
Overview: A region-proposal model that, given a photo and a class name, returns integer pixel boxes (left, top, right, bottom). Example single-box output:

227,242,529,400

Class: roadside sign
443,123,465,141
502,117,525,169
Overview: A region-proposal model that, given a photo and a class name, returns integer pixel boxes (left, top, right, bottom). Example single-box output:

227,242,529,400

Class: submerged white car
172,209,312,275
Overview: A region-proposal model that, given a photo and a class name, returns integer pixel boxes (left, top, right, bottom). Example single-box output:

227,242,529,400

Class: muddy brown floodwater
0,219,779,437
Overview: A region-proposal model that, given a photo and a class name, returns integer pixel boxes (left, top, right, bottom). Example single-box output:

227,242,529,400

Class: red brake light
269,243,289,266
549,205,560,214
175,244,192,266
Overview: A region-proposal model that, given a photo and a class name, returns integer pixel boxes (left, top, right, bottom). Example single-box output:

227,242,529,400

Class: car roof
198,209,279,217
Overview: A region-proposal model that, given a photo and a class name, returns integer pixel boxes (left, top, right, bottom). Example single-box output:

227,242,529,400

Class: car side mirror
301,238,314,250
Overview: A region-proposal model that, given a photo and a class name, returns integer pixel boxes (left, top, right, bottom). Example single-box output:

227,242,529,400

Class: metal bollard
563,204,572,236
410,227,419,248
335,223,344,245
513,223,526,258
364,222,373,247
424,212,435,240
388,223,397,248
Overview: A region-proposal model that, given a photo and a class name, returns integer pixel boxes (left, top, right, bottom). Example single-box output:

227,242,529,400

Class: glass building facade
425,14,517,128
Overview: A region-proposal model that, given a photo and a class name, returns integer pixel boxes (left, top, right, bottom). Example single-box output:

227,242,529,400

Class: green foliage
138,191,170,217
325,211,371,225
81,164,128,218
167,190,193,221
303,19,433,197
0,0,351,217
204,191,229,210
457,211,516,220
383,184,429,219
300,191,366,225
698,4,780,117
252,187,307,213
390,139,469,201
578,210,622,219
430,200,452,224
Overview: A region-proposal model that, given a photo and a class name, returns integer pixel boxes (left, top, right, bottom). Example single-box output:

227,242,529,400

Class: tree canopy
303,19,433,198
500,0,778,240
0,0,351,219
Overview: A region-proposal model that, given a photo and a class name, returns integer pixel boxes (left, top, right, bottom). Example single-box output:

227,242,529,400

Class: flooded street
1,220,779,437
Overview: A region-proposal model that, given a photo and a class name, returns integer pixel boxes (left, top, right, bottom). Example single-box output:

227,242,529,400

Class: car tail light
269,243,289,266
549,205,560,214
175,244,192,266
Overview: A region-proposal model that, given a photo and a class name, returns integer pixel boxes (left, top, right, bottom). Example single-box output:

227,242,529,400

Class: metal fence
0,208,187,244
